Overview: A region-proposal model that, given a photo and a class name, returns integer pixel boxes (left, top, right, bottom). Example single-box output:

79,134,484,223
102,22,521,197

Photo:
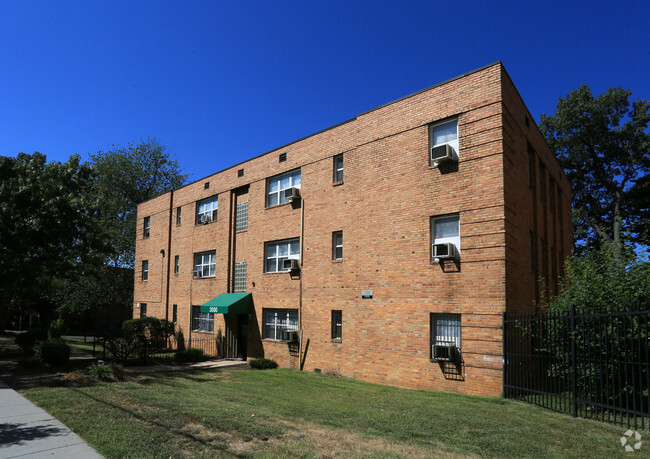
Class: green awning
200,293,252,314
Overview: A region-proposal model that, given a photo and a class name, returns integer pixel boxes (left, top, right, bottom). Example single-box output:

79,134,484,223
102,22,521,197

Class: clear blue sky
1,1,648,181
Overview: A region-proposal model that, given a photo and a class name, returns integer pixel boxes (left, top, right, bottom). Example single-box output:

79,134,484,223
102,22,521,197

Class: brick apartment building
133,62,571,396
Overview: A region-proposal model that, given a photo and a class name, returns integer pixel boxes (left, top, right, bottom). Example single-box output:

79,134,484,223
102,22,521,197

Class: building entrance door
224,314,248,359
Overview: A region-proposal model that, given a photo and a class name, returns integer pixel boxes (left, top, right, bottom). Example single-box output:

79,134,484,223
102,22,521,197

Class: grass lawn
20,368,633,458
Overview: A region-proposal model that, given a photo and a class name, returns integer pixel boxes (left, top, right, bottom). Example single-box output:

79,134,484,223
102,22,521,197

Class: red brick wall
133,62,570,396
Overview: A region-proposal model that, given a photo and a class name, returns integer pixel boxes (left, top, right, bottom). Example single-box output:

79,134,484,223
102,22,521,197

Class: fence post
570,304,577,418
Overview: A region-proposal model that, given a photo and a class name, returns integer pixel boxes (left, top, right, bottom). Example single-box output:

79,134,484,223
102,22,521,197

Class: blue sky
1,1,648,181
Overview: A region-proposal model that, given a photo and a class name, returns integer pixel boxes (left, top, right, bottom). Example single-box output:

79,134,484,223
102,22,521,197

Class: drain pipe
299,198,304,370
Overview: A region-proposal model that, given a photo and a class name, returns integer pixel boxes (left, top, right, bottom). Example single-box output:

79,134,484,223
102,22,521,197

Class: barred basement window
236,201,249,232
234,261,247,292
430,313,461,361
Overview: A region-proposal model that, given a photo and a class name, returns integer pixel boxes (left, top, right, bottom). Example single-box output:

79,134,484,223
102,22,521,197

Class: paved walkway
0,380,103,458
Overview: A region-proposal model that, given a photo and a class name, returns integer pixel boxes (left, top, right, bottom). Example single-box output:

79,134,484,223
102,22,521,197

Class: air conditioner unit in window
432,243,458,261
193,270,203,278
430,144,456,167
283,187,301,202
282,258,300,271
199,214,212,224
432,342,458,362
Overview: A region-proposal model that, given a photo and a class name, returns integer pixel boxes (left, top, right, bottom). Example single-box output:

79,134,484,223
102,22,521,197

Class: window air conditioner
280,329,293,341
283,187,301,202
432,342,458,362
432,243,457,261
282,258,300,271
199,214,212,224
430,144,455,167
193,270,203,278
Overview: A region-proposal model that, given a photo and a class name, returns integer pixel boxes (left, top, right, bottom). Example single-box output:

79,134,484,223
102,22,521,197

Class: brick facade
133,62,571,396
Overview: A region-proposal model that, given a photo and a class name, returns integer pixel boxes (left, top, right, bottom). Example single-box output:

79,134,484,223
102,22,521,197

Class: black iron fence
95,335,223,363
504,304,650,429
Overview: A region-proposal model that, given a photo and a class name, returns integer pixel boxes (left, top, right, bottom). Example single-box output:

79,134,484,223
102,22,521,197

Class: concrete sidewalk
0,380,102,458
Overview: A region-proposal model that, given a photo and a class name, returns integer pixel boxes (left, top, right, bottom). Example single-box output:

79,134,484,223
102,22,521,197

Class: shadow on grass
68,387,250,457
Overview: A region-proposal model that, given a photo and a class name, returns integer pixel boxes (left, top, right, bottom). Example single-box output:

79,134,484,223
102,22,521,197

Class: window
140,303,147,318
192,305,214,333
238,168,244,177
174,255,179,274
176,206,181,225
196,196,218,224
266,170,301,207
429,119,458,165
143,216,150,238
430,313,461,360
332,231,343,260
331,310,342,340
234,261,247,292
431,214,460,259
236,201,249,232
333,154,343,182
193,251,216,278
142,260,149,281
279,152,287,162
263,308,298,340
172,304,177,323
265,238,299,272
204,181,210,189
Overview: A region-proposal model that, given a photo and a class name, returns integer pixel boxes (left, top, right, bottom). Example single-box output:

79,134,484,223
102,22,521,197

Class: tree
0,153,105,329
539,85,650,259
89,138,188,268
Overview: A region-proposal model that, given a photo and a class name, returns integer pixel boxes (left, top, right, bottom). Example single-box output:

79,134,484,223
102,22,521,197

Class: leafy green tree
0,153,105,329
539,85,650,258
89,138,188,268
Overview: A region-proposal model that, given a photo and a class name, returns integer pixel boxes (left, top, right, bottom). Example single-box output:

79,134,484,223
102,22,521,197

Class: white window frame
429,118,459,163
193,251,216,278
266,170,301,207
265,238,300,273
192,305,214,333
142,260,149,281
196,196,218,224
333,154,343,182
431,214,460,259
262,308,298,341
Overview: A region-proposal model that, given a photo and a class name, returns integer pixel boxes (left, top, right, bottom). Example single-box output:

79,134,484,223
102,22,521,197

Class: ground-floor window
192,305,214,333
262,308,298,341
430,313,461,361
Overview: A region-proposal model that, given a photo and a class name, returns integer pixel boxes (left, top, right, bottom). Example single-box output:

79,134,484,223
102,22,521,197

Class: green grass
22,369,633,458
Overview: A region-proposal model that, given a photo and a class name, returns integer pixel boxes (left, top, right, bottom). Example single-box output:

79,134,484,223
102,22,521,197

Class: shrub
37,338,71,367
174,348,205,363
249,358,278,370
109,363,125,381
105,317,176,364
88,362,113,380
15,329,47,356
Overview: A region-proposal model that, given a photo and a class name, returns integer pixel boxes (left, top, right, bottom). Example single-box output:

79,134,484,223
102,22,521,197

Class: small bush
174,348,205,363
37,338,71,367
249,358,278,370
109,363,125,381
15,329,47,356
88,362,113,380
